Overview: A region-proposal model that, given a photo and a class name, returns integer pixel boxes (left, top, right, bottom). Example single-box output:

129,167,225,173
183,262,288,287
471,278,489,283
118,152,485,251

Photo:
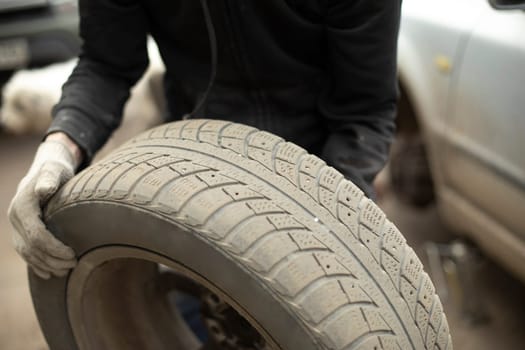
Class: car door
445,0,525,241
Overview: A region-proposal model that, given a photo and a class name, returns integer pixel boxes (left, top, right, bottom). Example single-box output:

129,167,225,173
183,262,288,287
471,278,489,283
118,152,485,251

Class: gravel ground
1,132,524,349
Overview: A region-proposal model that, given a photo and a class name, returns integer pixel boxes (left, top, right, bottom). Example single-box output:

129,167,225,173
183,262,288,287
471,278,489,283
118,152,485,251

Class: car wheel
31,119,452,350
390,135,435,208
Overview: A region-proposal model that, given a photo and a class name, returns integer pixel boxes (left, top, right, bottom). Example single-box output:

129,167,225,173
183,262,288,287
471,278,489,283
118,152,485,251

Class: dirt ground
0,134,47,350
1,132,524,349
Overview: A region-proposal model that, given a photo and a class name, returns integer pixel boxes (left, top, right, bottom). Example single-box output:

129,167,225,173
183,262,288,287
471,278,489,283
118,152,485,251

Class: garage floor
1,132,524,349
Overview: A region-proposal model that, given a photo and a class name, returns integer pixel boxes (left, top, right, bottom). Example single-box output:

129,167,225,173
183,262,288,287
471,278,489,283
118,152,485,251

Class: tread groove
316,301,377,329
241,229,298,260
266,248,336,280
202,198,284,230
344,330,396,350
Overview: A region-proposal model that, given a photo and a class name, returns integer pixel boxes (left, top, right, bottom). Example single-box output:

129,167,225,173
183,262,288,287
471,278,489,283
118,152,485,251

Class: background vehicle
0,0,80,89
394,0,525,281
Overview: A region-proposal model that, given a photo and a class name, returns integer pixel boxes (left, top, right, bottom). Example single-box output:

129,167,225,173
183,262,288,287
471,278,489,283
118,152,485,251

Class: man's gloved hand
8,133,82,279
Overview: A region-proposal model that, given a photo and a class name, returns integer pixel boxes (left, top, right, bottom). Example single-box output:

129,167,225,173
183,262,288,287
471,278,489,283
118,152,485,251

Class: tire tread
48,120,451,350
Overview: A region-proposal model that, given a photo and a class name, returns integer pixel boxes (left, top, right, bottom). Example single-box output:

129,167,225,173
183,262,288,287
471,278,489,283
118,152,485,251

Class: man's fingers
34,177,59,201
33,246,77,270
21,214,76,260
23,248,55,277
9,142,79,279
29,264,51,280
35,163,60,198
35,162,72,203
9,181,76,276
23,247,72,278
52,268,70,278
31,227,76,261
9,173,76,261
30,245,77,273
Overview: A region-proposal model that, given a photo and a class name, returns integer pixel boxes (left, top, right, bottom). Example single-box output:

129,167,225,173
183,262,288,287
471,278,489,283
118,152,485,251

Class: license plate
0,39,29,70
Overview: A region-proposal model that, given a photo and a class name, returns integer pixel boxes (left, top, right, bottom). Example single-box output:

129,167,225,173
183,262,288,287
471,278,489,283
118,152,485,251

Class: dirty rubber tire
30,120,452,350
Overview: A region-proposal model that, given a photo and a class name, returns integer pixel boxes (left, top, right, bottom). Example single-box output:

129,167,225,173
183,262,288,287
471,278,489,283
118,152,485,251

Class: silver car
394,0,525,281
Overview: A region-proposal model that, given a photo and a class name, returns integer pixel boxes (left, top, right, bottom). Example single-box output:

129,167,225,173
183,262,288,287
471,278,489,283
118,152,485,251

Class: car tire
30,119,452,350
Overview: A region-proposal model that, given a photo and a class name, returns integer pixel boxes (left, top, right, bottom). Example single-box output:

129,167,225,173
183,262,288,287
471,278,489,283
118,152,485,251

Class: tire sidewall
31,201,319,350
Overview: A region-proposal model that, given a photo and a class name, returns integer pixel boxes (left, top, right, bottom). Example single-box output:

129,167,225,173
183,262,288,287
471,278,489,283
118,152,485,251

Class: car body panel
446,3,525,241
398,0,486,191
398,0,525,281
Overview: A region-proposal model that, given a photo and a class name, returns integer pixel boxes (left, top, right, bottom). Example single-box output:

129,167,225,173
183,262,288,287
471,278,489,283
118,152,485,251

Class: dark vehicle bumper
0,1,80,71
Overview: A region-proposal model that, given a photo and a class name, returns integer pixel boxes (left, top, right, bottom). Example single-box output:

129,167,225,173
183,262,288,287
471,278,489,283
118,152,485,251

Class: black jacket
47,0,401,197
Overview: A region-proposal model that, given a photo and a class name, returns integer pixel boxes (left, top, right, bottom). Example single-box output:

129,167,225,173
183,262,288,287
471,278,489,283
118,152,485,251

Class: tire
30,119,452,350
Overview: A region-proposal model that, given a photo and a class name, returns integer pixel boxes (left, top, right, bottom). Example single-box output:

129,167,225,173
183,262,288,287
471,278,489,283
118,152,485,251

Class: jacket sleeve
319,0,401,198
46,0,149,166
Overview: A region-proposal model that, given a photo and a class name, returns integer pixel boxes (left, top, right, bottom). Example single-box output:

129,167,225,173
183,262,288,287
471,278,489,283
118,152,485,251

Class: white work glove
8,136,81,279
